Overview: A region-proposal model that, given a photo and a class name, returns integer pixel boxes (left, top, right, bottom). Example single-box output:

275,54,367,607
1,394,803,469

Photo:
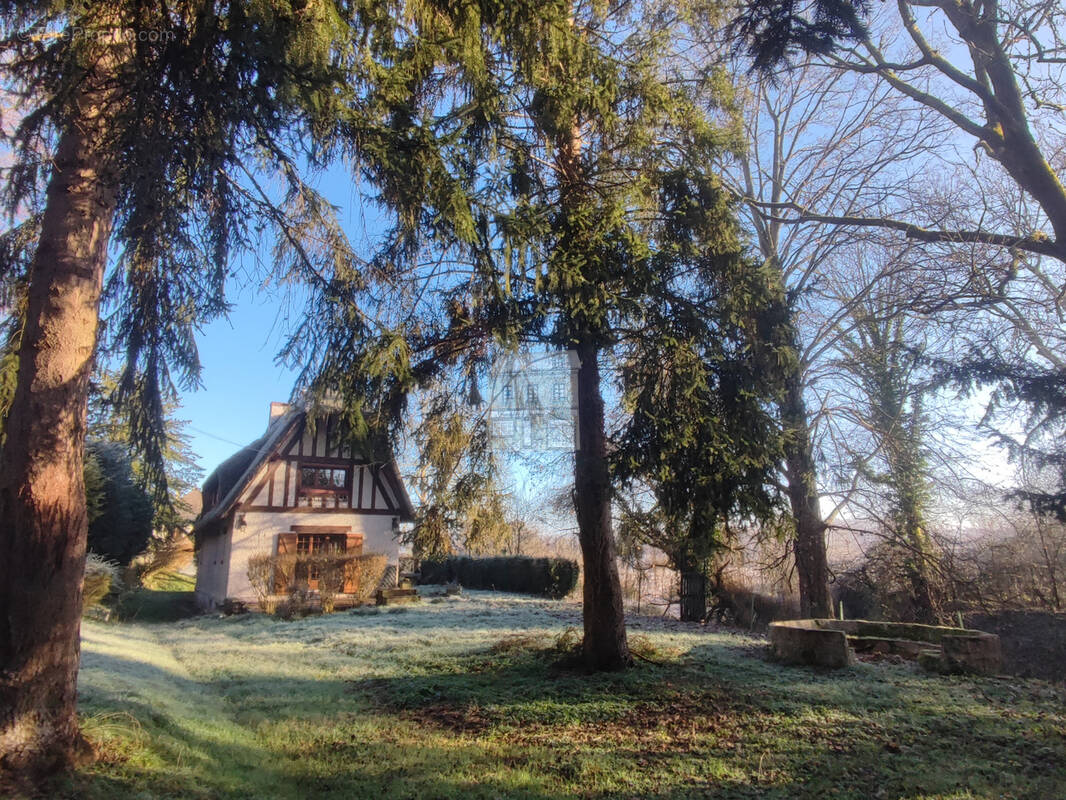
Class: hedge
419,556,579,599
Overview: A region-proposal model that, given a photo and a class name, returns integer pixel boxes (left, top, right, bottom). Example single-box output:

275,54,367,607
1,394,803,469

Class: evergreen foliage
409,388,510,559
613,227,788,578
1,0,371,494
731,0,870,70
289,0,761,668
83,441,155,566
941,354,1066,523
291,0,746,426
0,2,377,773
420,555,579,599
87,372,203,533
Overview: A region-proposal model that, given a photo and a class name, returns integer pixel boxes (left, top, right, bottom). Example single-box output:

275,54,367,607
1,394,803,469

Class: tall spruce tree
0,1,367,779
289,0,749,669
86,372,203,534
613,228,788,621
82,441,155,566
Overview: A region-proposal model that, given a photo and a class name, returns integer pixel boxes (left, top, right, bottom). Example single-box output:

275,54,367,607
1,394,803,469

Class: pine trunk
572,342,631,670
780,360,832,619
0,59,121,781
555,93,629,670
679,570,707,623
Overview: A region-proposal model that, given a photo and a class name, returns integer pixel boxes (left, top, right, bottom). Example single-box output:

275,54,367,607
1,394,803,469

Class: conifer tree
87,373,203,534
0,1,366,779
82,441,155,566
409,387,510,558
614,233,788,621
291,0,750,669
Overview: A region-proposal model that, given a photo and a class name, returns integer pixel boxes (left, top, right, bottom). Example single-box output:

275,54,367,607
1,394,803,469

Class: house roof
193,409,415,534
194,410,303,533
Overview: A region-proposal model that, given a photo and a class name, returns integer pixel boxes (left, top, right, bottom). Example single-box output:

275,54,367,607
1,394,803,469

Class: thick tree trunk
0,62,121,780
779,340,832,619
905,559,938,625
572,342,630,670
934,1,1066,256
679,570,707,623
554,87,629,670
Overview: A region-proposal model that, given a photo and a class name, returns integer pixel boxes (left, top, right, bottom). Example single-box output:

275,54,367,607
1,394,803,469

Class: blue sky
178,170,377,476
177,282,301,476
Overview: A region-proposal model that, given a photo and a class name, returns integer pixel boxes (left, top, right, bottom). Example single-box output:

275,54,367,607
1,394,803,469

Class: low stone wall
769,618,1001,675
769,620,855,668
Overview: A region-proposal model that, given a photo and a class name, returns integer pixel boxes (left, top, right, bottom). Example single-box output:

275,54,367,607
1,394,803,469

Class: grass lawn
111,588,200,623
141,571,197,593
53,591,1066,799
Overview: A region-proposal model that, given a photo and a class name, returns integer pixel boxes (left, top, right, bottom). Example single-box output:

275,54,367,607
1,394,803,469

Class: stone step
376,587,420,606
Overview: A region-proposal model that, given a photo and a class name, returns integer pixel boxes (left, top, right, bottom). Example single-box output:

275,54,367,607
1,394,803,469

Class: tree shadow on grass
56,716,573,800
344,640,1066,800
67,626,1066,800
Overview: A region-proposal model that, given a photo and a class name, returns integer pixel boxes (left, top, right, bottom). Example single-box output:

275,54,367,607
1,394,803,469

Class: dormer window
297,464,351,508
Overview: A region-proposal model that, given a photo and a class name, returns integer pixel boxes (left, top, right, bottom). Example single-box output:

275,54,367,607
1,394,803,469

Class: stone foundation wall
769,618,1001,675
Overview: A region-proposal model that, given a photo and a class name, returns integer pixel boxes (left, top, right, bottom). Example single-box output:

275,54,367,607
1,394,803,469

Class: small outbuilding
193,402,415,610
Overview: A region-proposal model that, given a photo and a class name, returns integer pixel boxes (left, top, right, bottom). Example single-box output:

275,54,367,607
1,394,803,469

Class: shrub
247,554,277,614
277,585,316,620
271,554,299,595
112,589,199,622
83,553,121,613
221,598,248,615
419,556,578,599
346,554,389,605
833,566,879,620
314,554,347,614
252,551,390,613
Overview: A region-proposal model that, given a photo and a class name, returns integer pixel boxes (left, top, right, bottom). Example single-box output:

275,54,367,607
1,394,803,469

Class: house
193,402,415,610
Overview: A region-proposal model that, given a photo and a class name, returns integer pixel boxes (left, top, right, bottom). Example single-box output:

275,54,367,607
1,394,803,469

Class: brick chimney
269,401,291,423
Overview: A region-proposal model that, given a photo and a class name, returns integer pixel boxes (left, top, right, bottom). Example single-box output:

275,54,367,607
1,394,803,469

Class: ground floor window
295,533,347,583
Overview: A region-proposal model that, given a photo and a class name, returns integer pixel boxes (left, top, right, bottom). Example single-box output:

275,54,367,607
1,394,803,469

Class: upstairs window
297,465,351,508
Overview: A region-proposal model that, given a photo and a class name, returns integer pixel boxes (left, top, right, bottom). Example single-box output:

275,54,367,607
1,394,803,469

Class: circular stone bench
769,619,1001,675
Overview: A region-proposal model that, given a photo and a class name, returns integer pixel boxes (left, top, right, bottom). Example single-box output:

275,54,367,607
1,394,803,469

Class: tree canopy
83,441,154,566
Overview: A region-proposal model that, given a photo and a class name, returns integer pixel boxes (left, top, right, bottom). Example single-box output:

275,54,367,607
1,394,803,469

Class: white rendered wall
194,523,233,610
224,510,400,603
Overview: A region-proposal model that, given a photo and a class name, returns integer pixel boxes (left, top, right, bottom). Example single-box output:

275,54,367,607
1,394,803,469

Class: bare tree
718,59,948,616
751,0,1066,266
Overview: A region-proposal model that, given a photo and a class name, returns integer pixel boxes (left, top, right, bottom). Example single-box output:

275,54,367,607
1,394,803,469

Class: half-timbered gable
235,416,406,515
193,403,414,610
